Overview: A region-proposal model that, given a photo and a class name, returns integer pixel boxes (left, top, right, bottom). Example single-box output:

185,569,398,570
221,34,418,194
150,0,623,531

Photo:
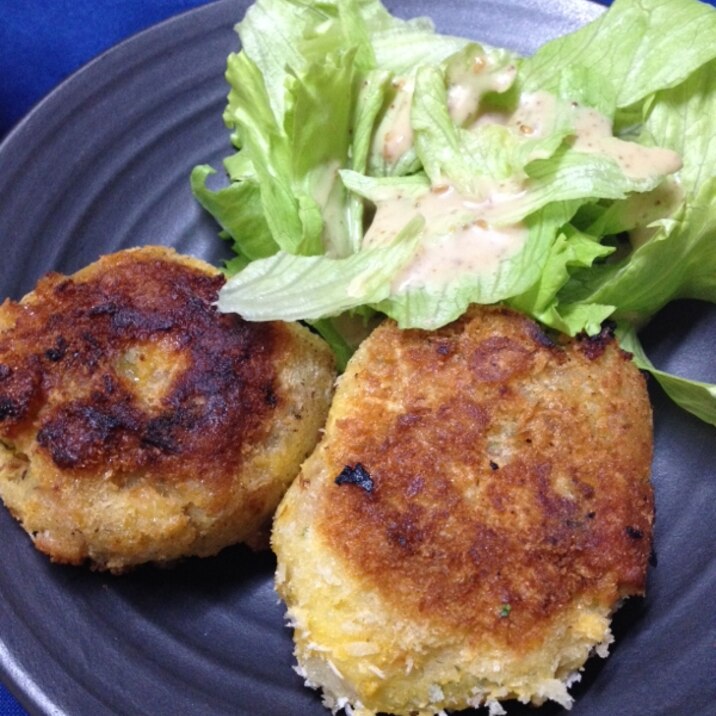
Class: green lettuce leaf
375,201,579,329
339,170,430,205
217,217,424,321
192,0,716,427
566,180,716,320
190,165,277,262
618,325,716,426
642,57,716,192
345,69,393,251
508,226,615,335
233,0,335,121
410,65,672,223
520,0,716,114
560,57,716,321
224,50,319,255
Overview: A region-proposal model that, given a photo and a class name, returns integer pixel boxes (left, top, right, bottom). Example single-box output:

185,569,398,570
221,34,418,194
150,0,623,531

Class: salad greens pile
191,0,716,425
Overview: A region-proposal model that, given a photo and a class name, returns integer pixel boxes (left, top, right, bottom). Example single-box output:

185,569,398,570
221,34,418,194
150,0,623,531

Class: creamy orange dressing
362,70,683,292
362,193,421,248
372,77,415,164
470,90,682,181
363,183,523,247
628,178,684,248
372,51,518,164
472,109,510,128
571,106,682,180
372,61,682,180
446,51,517,126
392,220,526,292
506,90,559,139
363,184,528,290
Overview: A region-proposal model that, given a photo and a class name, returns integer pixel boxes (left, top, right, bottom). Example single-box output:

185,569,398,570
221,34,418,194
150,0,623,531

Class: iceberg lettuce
192,0,716,424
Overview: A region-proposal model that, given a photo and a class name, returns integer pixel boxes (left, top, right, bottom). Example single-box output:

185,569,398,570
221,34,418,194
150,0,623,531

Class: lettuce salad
191,0,716,425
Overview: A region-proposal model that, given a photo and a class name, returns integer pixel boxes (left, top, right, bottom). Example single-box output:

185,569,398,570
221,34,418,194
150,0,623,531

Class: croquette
0,246,335,572
272,305,653,715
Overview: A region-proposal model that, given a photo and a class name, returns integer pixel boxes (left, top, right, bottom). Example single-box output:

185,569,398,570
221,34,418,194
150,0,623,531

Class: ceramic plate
0,1,713,714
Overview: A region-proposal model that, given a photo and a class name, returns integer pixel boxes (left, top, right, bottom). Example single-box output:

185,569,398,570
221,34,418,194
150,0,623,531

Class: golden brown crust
314,306,653,653
0,246,336,571
0,246,278,487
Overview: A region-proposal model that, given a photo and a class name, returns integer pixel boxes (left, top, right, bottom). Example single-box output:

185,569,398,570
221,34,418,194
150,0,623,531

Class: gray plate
0,1,714,714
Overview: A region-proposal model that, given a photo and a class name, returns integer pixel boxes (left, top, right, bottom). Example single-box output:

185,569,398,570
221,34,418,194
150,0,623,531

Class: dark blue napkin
0,0,212,140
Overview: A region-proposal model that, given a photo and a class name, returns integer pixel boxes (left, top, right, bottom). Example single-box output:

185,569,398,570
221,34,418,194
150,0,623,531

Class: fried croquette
272,305,653,715
0,246,335,572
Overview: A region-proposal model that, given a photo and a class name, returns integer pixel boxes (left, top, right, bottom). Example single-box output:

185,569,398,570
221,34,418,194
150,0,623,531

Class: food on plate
194,0,716,425
273,305,654,715
187,0,712,709
0,246,335,572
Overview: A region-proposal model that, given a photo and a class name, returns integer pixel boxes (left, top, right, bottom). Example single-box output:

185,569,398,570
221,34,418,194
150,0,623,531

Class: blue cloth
0,0,213,139
0,695,25,716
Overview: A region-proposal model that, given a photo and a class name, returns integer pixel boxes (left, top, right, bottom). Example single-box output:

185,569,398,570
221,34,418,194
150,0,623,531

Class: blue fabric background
0,0,711,713
0,0,212,139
